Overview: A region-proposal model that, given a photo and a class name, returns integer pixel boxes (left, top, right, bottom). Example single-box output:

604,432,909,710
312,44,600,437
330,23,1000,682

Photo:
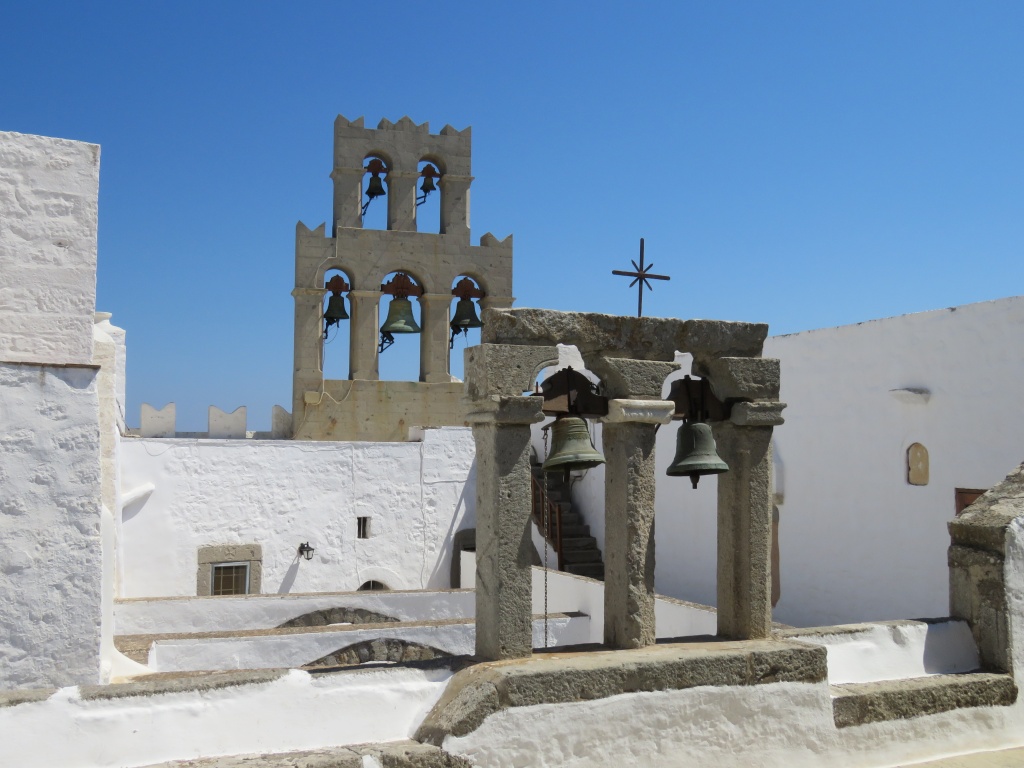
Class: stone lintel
415,639,826,744
730,401,787,427
465,396,545,426
587,357,680,399
464,344,558,398
291,287,326,297
601,399,675,425
481,309,767,361
831,673,1017,728
694,357,781,401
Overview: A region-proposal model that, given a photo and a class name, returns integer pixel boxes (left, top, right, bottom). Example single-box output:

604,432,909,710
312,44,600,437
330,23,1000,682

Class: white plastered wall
118,427,476,597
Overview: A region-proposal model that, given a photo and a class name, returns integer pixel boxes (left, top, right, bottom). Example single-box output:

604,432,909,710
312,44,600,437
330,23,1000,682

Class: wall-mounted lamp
416,163,441,206
298,542,315,561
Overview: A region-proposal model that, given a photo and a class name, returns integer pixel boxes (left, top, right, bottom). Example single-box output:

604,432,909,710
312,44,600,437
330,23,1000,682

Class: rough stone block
209,406,246,439
464,395,545,426
588,357,679,399
464,344,559,398
601,399,675,425
695,357,781,401
730,401,787,426
140,402,175,438
482,308,767,360
270,405,291,439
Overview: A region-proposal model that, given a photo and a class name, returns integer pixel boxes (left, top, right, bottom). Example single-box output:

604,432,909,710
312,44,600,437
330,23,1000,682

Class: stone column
387,171,418,232
291,286,326,435
590,357,678,649
464,344,559,660
330,167,363,233
601,399,676,648
348,289,380,381
439,174,472,242
419,293,453,383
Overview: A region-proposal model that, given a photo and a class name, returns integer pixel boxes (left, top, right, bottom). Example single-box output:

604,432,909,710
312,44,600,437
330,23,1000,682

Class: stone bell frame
291,116,514,442
465,309,785,659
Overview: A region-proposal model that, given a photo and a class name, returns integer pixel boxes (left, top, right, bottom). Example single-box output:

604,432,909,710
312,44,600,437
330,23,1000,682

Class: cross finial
612,238,671,317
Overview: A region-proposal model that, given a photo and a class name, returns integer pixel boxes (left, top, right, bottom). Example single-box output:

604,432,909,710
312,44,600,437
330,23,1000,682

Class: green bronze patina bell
666,421,728,489
324,294,349,326
542,416,605,473
449,298,483,331
380,296,421,334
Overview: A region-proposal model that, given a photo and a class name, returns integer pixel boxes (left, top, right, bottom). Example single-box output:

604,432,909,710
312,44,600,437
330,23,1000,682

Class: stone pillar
440,174,472,242
715,422,775,640
601,399,676,648
330,167,363,233
465,344,559,660
387,171,418,232
419,293,453,383
348,289,380,381
291,286,326,434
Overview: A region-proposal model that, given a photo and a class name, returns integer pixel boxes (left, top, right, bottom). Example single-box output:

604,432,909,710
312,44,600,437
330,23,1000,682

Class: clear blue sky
3,2,1022,430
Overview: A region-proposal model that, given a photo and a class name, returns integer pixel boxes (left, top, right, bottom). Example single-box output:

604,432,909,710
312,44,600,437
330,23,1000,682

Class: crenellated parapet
135,404,291,440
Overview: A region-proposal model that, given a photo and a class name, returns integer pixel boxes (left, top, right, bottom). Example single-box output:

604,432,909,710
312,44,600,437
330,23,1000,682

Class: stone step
565,563,604,579
140,740,471,767
559,512,582,526
559,524,590,538
831,672,1018,729
561,549,603,564
560,536,597,551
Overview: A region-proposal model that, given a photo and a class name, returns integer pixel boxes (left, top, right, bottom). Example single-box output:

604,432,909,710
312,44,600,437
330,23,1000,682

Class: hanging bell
666,421,729,489
379,296,421,334
449,298,483,331
542,416,605,473
324,294,349,328
420,175,436,196
366,174,386,200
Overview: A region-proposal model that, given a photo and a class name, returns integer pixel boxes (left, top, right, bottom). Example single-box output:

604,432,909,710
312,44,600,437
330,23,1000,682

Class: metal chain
543,482,549,649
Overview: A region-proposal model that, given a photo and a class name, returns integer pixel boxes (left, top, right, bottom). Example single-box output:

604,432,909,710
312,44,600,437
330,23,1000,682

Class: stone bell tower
291,115,514,441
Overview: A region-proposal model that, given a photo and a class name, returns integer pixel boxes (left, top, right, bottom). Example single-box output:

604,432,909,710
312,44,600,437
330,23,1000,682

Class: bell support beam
348,289,381,380
600,399,676,649
330,166,364,232
419,293,454,383
438,174,472,243
386,170,418,232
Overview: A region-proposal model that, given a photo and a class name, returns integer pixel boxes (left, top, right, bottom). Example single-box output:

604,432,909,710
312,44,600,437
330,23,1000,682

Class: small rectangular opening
211,562,250,595
357,516,371,539
955,488,987,516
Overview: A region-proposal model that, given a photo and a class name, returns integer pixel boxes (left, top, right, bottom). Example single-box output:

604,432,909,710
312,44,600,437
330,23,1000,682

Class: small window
211,562,250,596
358,580,388,591
357,516,371,539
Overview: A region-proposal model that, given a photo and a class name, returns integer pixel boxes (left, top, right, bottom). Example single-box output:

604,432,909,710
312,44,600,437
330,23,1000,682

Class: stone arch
305,638,452,668
276,606,398,629
351,565,403,591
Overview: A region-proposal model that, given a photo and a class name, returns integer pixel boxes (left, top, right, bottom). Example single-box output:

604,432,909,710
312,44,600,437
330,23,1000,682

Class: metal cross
612,238,671,317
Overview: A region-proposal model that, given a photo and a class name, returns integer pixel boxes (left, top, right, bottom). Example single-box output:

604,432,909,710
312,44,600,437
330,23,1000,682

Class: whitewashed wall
119,427,476,597
0,362,103,688
0,131,99,366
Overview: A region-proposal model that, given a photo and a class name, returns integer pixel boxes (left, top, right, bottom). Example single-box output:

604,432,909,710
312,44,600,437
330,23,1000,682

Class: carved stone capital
464,344,558,399
465,395,545,426
730,401,787,427
601,399,675,425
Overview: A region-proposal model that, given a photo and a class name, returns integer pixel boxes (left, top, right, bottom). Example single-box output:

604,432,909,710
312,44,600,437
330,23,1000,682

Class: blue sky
3,2,1022,430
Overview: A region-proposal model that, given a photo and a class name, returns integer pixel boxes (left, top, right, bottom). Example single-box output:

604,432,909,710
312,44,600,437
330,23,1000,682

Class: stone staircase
531,464,605,580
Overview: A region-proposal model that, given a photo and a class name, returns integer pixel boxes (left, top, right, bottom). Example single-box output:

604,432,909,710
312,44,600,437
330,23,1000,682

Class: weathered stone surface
276,606,398,629
587,357,679,399
415,639,827,744
79,669,288,700
307,638,450,668
464,395,545,426
695,357,781,401
715,423,774,640
482,309,767,360
949,463,1024,556
603,421,659,649
601,399,675,425
0,687,56,708
464,344,559,398
139,740,473,767
730,401,787,427
831,673,1018,728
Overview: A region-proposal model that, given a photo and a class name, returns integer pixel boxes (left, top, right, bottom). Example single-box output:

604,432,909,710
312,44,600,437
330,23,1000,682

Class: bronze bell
324,294,349,327
542,416,605,473
379,296,421,334
420,175,436,195
449,298,483,331
666,421,729,489
366,174,386,200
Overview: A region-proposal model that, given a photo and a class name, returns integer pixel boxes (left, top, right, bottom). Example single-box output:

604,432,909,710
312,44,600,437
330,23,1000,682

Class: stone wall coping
948,462,1024,556
415,638,827,744
138,740,472,768
115,587,474,604
775,617,960,639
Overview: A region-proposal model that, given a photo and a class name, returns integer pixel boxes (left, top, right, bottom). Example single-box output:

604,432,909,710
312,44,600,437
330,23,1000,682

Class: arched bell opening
321,268,353,381
377,270,424,382
448,275,485,381
360,154,390,231
415,158,443,233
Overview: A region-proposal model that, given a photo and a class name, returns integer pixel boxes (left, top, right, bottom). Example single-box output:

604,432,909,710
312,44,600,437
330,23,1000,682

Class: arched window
378,270,424,382
448,275,485,381
361,155,389,231
358,580,389,591
321,268,352,381
415,159,442,233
